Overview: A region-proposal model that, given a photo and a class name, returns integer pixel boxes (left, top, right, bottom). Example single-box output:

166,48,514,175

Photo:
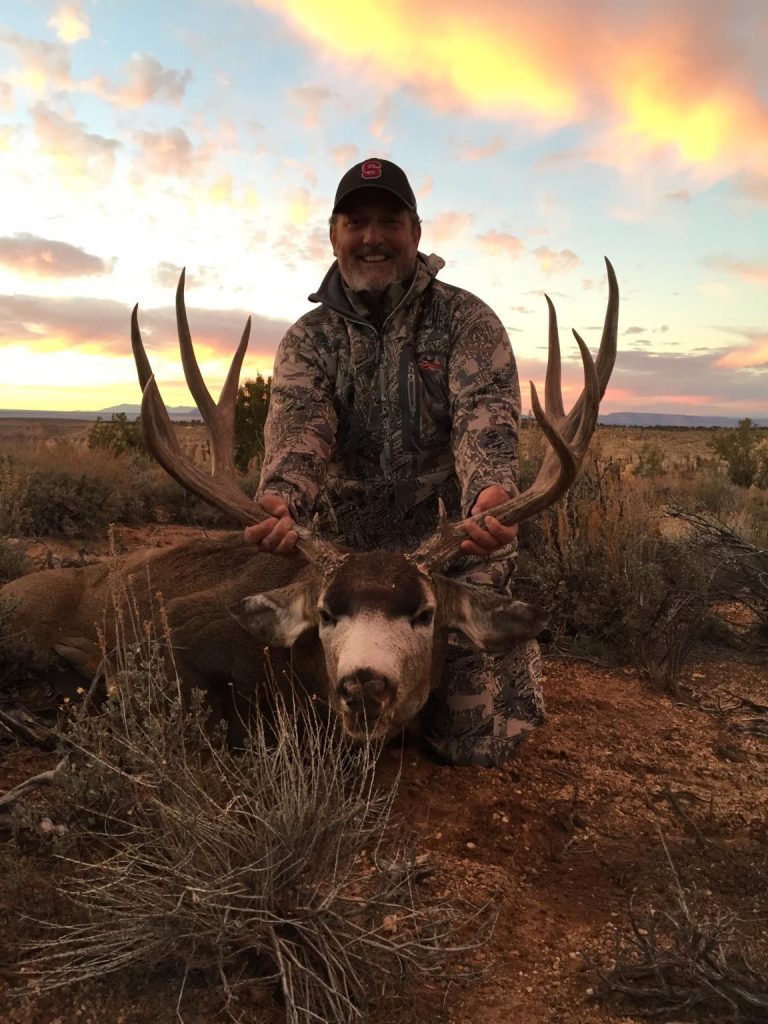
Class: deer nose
337,670,395,716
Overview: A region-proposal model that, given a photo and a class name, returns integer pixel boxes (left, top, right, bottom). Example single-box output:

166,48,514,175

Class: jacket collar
308,252,445,322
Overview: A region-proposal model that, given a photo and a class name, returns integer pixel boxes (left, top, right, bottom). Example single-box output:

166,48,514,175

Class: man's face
330,192,421,292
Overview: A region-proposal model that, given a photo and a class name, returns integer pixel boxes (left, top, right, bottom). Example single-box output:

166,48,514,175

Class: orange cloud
284,186,312,225
48,3,90,44
254,1,579,126
716,334,768,369
253,1,768,178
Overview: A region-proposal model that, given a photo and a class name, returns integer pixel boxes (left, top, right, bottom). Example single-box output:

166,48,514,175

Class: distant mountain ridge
0,404,200,422
597,412,768,428
1,407,766,428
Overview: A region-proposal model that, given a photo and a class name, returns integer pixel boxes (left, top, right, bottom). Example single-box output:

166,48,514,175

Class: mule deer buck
1,262,618,740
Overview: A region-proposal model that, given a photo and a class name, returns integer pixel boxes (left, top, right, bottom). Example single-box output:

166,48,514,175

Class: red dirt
1,529,766,1023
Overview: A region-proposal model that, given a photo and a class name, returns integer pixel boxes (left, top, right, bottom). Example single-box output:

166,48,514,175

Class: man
244,157,543,766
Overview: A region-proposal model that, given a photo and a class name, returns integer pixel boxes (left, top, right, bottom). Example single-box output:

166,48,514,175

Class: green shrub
0,454,30,536
234,374,271,473
709,419,768,488
87,413,145,457
633,441,665,478
0,539,29,585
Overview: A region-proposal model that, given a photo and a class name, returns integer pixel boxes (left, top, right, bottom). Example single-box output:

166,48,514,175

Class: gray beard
343,279,412,328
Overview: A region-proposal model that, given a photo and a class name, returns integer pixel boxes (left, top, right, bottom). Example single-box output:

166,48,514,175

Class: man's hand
460,484,518,557
243,492,299,554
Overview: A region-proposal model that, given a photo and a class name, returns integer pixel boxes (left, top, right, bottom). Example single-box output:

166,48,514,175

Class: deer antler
131,271,340,567
412,257,619,572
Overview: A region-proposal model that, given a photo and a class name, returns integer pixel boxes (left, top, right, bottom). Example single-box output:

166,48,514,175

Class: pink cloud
733,173,768,204
455,136,506,161
715,331,768,369
533,246,580,274
289,84,334,127
0,291,290,363
87,53,192,109
370,97,393,142
132,127,195,176
0,234,113,278
703,256,768,285
427,211,474,243
0,27,71,89
32,102,119,182
331,144,358,167
476,231,524,259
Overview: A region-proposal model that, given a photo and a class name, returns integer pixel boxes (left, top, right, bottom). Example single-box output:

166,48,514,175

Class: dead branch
0,756,68,811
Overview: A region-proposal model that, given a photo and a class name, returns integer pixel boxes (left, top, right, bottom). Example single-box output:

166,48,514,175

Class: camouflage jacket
258,252,521,550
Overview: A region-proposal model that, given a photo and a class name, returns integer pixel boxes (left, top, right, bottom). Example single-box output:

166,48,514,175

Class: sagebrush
10,608,488,1022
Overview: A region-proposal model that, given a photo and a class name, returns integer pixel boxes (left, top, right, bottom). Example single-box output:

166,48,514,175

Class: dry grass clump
601,839,768,1022
10,624,485,1022
0,441,261,536
515,441,768,685
668,506,768,643
517,453,712,685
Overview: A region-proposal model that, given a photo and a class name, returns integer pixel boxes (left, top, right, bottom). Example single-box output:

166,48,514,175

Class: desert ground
0,419,766,1023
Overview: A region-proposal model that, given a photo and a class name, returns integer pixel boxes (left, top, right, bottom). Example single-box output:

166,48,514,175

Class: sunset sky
1,0,766,416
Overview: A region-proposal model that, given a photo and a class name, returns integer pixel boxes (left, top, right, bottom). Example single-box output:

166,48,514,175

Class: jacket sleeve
448,292,521,516
257,319,338,522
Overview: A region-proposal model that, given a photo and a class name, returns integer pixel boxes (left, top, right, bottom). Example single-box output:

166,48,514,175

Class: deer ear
432,576,548,653
229,579,319,647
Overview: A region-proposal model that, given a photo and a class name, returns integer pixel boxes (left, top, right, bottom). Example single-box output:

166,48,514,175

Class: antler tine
140,376,259,525
175,270,245,479
131,305,153,391
132,276,341,568
412,261,617,573
218,316,251,431
566,256,618,431
544,295,565,422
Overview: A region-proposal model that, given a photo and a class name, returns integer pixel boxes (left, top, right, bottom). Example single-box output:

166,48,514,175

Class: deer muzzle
336,668,397,734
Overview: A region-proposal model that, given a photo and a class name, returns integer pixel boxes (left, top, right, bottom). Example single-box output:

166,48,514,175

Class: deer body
2,535,546,738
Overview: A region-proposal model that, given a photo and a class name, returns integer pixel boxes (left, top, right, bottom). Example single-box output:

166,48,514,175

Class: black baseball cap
332,158,417,214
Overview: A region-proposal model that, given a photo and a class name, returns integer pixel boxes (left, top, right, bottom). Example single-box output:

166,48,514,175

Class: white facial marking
324,610,432,687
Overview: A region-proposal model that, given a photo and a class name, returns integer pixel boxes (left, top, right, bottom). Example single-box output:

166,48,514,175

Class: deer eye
318,608,337,627
410,608,434,629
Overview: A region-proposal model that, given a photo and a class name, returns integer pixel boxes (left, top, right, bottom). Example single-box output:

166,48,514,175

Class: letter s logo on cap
361,159,382,179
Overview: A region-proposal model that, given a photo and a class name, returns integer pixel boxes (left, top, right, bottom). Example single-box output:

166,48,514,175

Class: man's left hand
460,484,518,557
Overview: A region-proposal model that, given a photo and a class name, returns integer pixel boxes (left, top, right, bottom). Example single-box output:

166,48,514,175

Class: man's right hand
243,492,299,554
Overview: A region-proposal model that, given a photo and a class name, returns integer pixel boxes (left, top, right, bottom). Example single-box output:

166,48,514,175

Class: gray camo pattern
258,251,543,766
